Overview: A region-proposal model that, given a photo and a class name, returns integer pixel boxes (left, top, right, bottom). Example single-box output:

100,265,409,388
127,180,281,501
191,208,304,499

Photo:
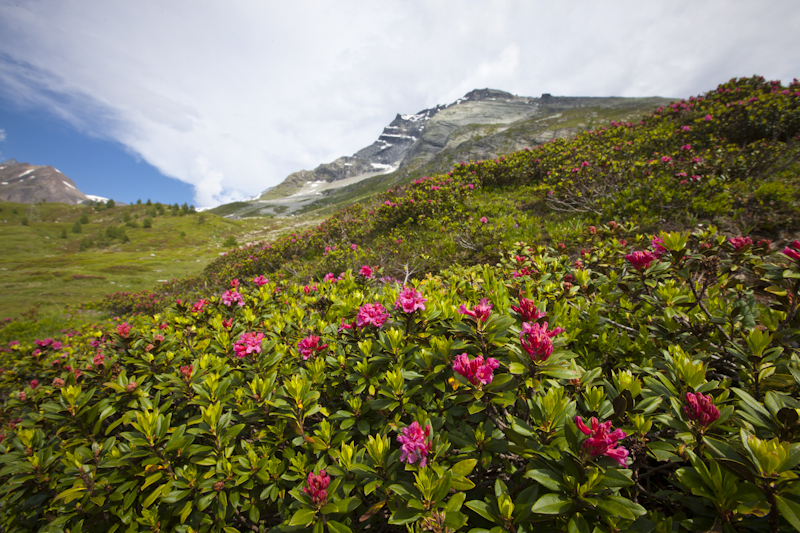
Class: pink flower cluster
651,236,666,258
357,302,390,328
458,298,492,323
395,286,426,313
397,421,432,466
192,299,208,312
575,416,629,466
116,323,132,338
684,392,720,427
782,240,800,263
729,236,753,252
359,265,373,278
303,470,331,506
452,353,499,386
510,298,545,322
297,335,328,360
625,250,658,271
221,289,244,307
520,322,563,362
233,332,265,359
253,275,269,286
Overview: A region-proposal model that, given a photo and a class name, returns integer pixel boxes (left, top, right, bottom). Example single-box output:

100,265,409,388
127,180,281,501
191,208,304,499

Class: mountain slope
0,159,92,205
213,90,673,218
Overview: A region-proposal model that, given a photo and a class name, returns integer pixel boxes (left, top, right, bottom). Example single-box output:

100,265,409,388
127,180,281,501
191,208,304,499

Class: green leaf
289,508,317,527
509,362,527,375
336,497,361,513
568,512,590,533
465,499,498,521
596,496,646,520
776,495,800,532
525,469,562,491
326,520,353,533
451,459,477,477
444,492,466,513
388,507,422,525
531,493,573,514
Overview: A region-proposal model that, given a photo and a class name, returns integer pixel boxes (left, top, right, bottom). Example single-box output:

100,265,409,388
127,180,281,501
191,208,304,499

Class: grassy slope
0,201,315,318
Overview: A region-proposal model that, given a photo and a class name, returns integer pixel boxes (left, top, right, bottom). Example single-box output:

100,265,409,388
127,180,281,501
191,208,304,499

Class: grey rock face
0,160,90,204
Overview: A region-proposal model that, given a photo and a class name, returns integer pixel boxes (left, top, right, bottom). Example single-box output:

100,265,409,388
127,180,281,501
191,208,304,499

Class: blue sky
0,103,195,205
0,0,798,208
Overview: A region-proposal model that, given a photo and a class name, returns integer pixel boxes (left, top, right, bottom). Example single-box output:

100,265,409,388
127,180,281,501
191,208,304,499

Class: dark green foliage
71,220,82,234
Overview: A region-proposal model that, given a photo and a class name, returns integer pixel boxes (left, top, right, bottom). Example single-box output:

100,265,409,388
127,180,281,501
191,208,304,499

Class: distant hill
212,89,673,218
0,159,92,204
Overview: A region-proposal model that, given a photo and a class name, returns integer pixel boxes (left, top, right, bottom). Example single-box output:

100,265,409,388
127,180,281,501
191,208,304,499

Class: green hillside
0,200,316,320
1,76,800,532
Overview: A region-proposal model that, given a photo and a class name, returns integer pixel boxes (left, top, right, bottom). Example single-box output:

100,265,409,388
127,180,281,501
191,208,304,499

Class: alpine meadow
2,76,800,533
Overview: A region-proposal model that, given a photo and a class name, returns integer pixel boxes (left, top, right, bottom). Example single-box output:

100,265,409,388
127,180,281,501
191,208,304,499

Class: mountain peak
461,88,515,101
0,160,91,205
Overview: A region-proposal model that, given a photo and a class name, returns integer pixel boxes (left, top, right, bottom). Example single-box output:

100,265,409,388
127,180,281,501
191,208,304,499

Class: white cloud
0,128,6,142
0,0,798,206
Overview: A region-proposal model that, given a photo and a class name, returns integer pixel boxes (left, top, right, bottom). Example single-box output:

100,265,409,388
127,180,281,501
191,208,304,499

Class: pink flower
458,298,493,323
452,353,499,386
395,286,427,313
230,279,240,288
729,236,753,252
782,240,800,263
581,161,590,167
588,226,597,235
116,323,132,338
625,250,658,271
357,302,390,328
180,365,193,380
359,265,374,278
233,332,265,359
297,335,328,360
35,338,53,348
324,273,337,282
575,416,629,466
351,243,358,251
704,114,712,121
684,392,720,427
651,236,667,258
397,421,432,466
510,298,546,322
338,319,354,332
52,378,65,388
480,216,488,224
682,125,691,132
192,299,208,312
93,353,105,366
253,275,269,286
520,322,563,362
661,156,672,163
221,290,244,307
29,379,39,389
303,470,331,507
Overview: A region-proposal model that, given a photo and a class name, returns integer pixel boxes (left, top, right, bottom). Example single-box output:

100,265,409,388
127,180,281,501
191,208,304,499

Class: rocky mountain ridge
213,89,674,218
0,159,91,205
